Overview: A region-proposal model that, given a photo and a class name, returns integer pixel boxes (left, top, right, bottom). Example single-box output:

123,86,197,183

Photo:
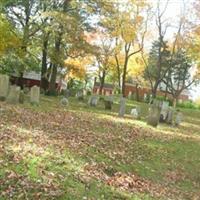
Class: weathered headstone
147,100,162,127
160,101,169,122
88,96,98,107
166,107,174,124
118,97,126,117
63,89,70,98
76,90,84,101
104,96,113,110
175,110,183,126
30,85,40,105
131,105,141,119
60,97,69,106
6,85,20,104
0,74,9,101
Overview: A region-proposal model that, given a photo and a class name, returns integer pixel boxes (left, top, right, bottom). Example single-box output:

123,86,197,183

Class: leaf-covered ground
0,96,200,200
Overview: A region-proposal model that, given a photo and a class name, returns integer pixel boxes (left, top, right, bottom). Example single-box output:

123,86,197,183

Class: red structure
93,82,189,101
93,82,114,95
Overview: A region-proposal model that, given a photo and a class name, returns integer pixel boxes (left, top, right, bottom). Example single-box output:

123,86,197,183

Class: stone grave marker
30,85,40,105
131,106,141,119
88,96,98,107
166,107,174,124
0,74,9,101
160,101,169,122
118,97,126,117
147,100,162,127
76,90,84,101
60,97,69,106
6,85,20,104
175,110,183,126
104,96,114,110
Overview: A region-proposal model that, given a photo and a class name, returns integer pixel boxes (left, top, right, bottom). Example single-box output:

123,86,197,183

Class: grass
0,95,200,199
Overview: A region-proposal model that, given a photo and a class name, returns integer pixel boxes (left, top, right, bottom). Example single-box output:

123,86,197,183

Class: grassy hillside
0,95,200,199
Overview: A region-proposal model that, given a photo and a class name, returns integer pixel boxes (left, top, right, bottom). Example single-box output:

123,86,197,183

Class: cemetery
1,0,200,199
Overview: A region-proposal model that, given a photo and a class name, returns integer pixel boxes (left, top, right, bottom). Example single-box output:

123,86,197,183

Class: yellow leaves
64,57,91,80
128,55,145,76
0,14,20,55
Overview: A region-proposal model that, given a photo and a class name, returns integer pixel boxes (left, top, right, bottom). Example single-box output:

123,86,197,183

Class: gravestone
76,90,84,101
166,107,174,124
131,106,141,119
175,110,183,126
88,96,98,107
63,89,70,98
30,85,40,105
60,97,69,106
104,96,114,110
147,100,162,127
118,97,126,117
6,85,20,104
0,74,9,101
160,101,169,122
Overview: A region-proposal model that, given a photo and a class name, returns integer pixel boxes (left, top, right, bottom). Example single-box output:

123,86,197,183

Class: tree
163,50,199,107
93,37,114,95
0,14,20,56
100,0,150,96
144,40,171,97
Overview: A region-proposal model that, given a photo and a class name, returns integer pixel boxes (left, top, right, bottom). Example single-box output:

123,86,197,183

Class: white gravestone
0,74,9,101
30,86,40,104
160,101,169,122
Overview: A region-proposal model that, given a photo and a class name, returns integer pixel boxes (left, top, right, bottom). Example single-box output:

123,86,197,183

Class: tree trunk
49,64,57,95
48,35,61,95
122,58,128,97
41,33,49,91
17,72,24,89
135,83,140,101
173,95,179,108
99,70,106,95
152,82,159,99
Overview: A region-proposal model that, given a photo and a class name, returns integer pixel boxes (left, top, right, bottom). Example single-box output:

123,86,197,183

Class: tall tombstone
88,96,98,107
166,107,174,124
6,85,20,104
76,90,84,101
118,97,126,117
160,101,169,122
0,74,9,101
104,95,114,110
130,105,141,119
175,110,183,126
30,85,40,105
147,99,162,127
